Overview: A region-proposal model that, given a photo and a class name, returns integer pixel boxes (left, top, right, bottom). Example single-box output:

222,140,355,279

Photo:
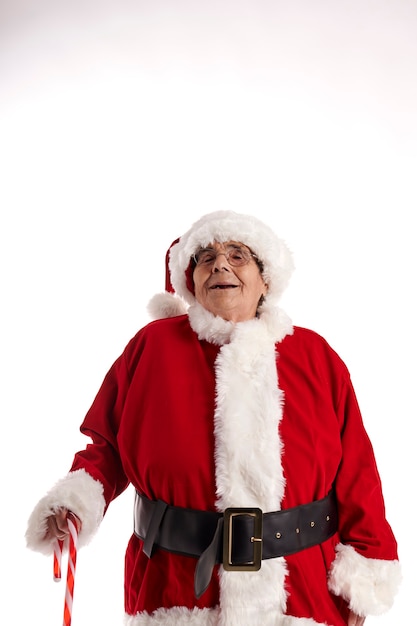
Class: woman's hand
347,610,365,626
46,509,81,541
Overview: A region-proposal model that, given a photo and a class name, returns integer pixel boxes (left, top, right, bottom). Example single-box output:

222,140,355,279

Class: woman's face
192,240,268,322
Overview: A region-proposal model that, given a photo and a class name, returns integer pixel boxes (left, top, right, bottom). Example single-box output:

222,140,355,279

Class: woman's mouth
210,284,238,290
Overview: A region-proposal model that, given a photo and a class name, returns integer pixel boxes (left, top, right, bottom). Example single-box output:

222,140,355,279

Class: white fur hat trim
169,210,294,307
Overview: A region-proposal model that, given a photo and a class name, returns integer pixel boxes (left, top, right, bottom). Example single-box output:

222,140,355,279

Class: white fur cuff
328,543,402,616
25,469,106,555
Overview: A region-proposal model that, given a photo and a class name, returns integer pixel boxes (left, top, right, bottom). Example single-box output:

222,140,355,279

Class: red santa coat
26,210,401,625
25,303,400,626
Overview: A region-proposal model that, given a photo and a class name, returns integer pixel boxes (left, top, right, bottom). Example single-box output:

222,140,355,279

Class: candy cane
52,512,79,626
53,538,64,581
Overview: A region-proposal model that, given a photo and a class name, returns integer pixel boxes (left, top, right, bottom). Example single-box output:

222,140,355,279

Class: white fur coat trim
209,310,289,624
25,468,105,555
328,543,402,616
125,607,326,626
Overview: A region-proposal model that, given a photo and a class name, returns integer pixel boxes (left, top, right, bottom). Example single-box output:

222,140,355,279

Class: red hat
165,238,195,296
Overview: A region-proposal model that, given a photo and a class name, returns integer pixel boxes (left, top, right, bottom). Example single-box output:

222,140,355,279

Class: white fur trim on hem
328,543,402,616
124,607,326,626
25,468,105,555
125,607,219,626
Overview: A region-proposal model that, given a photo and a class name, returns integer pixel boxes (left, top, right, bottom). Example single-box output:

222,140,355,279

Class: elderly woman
26,211,400,626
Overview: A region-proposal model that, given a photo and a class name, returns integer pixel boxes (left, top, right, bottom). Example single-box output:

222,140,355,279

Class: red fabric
70,317,398,624
165,238,195,295
165,239,178,293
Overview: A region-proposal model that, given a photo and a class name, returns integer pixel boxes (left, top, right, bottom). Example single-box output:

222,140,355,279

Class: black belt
134,489,338,599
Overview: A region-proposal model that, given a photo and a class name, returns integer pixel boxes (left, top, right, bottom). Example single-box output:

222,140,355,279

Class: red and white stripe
53,512,79,626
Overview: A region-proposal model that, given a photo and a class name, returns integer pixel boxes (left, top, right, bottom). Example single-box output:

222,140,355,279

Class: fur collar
147,293,293,346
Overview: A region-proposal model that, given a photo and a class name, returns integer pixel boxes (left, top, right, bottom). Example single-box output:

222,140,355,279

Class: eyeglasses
192,245,258,267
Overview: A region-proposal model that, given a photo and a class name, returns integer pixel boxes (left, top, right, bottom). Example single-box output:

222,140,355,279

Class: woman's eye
200,253,215,264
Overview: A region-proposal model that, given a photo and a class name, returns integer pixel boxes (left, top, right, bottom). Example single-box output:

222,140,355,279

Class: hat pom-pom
147,292,189,320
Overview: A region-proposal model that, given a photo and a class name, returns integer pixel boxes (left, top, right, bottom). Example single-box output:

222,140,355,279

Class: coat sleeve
70,350,132,505
26,348,132,556
327,371,402,616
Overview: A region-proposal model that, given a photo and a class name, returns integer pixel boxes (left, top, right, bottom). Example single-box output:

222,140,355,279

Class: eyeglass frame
191,244,262,269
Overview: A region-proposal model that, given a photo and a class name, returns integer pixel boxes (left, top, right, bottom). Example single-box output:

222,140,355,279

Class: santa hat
148,210,295,319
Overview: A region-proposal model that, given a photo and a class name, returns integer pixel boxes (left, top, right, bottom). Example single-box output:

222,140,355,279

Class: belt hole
326,515,330,521
295,528,300,534
275,532,281,539
310,521,315,527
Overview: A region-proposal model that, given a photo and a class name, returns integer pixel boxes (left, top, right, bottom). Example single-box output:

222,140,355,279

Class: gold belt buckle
223,507,263,571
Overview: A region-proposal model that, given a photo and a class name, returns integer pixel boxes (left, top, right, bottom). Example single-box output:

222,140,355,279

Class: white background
1,1,415,624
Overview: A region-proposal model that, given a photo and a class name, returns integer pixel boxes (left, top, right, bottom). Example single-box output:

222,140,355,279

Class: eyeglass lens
194,246,251,266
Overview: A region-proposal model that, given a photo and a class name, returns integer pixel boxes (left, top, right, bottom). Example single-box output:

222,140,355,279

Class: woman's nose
211,252,230,272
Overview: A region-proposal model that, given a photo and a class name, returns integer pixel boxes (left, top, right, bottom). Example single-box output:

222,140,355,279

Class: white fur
188,303,236,345
214,317,286,510
328,543,402,616
25,468,105,555
187,301,293,346
124,607,327,626
125,607,219,626
212,314,289,625
147,292,188,319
